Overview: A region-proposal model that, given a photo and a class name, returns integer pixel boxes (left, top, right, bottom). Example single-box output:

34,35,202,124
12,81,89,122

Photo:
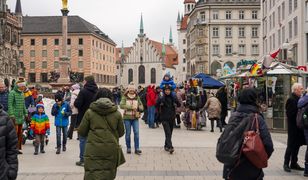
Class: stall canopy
193,73,225,89
266,62,308,75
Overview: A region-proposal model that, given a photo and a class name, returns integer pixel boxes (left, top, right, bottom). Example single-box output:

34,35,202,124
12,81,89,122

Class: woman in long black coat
217,86,228,126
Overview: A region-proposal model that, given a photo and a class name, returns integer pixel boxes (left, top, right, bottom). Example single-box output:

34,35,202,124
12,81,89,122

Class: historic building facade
20,16,117,87
181,0,261,77
0,0,23,87
116,16,178,87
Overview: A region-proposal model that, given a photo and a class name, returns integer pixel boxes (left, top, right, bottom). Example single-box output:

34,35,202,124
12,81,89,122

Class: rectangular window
289,21,293,39
19,50,23,57
294,0,297,10
213,27,219,37
183,39,186,44
54,61,59,69
42,61,47,69
278,29,281,45
289,0,292,14
42,50,47,57
28,73,36,83
306,2,308,21
79,38,83,45
30,62,35,69
200,11,205,22
20,39,23,46
273,33,276,49
183,49,186,54
78,61,83,68
239,27,245,37
294,16,298,37
40,73,48,83
225,45,232,55
252,27,258,37
278,6,281,22
30,39,35,46
252,10,258,19
199,28,204,37
273,12,275,28
42,39,47,46
213,45,219,55
225,27,232,37
54,50,59,57
54,39,59,45
30,50,35,57
239,10,244,19
282,2,285,20
78,50,83,57
226,11,231,19
252,44,259,55
67,38,71,45
183,58,186,63
238,44,246,55
213,10,219,19
282,26,286,43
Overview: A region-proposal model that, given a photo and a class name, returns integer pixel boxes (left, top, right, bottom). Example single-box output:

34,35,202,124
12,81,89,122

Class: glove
46,129,50,136
29,129,33,136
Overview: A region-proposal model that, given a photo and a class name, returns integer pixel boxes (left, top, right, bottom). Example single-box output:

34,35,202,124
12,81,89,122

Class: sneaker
56,148,61,154
135,149,142,155
127,149,131,154
76,161,84,167
283,164,291,172
291,163,304,171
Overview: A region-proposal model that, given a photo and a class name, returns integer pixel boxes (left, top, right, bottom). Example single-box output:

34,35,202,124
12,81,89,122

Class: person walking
217,86,228,126
175,86,185,128
24,87,35,109
30,104,50,155
223,88,274,180
51,94,72,154
0,104,18,180
146,85,156,128
284,83,306,172
68,84,80,140
79,88,125,180
156,85,180,154
120,82,144,155
74,75,98,166
8,80,28,154
203,93,222,132
0,82,9,112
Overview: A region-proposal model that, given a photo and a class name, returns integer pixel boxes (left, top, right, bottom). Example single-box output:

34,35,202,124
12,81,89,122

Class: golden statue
62,0,68,10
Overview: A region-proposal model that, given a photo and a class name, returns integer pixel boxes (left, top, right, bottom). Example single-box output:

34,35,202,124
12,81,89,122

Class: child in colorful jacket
159,72,176,91
51,94,72,154
30,104,50,155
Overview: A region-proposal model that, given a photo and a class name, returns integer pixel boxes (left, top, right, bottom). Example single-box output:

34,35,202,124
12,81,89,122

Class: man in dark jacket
74,75,98,166
0,82,9,112
217,86,228,126
0,105,18,180
223,88,274,180
156,85,180,154
284,83,305,172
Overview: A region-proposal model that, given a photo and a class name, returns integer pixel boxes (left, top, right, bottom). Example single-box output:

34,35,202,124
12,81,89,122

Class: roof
116,47,132,63
15,0,22,14
196,0,260,6
22,16,116,45
149,40,178,68
180,15,188,30
184,0,196,4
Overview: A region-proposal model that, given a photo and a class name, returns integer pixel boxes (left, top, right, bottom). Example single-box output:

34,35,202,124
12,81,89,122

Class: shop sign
298,66,307,71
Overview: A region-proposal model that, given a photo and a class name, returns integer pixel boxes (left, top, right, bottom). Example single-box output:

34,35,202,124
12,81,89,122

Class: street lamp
282,39,290,64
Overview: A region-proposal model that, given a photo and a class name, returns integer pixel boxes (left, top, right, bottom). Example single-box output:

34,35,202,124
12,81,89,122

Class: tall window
42,61,47,69
42,39,47,46
19,50,23,57
239,10,244,19
294,0,297,10
200,11,205,22
282,2,285,20
78,50,83,57
252,45,259,55
252,10,258,19
239,44,246,55
78,61,83,69
54,50,59,57
40,73,48,83
282,26,286,42
151,68,156,84
225,45,232,55
294,16,298,37
226,11,231,19
278,29,281,45
213,45,219,55
252,27,258,37
239,27,245,37
278,6,281,22
42,50,47,57
54,39,59,45
213,10,219,19
183,39,186,44
28,73,36,83
67,38,71,45
79,38,83,45
272,12,275,28
54,61,59,69
138,65,145,84
212,27,219,37
289,0,292,14
289,21,293,39
128,69,133,84
30,39,35,46
30,62,35,69
30,50,35,57
225,27,232,37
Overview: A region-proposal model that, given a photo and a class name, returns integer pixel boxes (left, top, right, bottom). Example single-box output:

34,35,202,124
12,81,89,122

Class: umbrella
193,73,225,89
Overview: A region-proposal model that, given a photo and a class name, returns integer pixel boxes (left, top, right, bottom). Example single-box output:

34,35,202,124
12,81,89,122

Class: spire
15,0,22,15
121,41,125,57
162,38,166,57
169,27,173,44
139,13,144,35
177,12,181,22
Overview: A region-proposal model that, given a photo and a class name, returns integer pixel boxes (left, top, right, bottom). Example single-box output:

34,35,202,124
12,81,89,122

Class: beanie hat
55,94,63,102
36,104,45,110
238,88,257,106
85,75,95,83
127,82,136,92
16,80,27,87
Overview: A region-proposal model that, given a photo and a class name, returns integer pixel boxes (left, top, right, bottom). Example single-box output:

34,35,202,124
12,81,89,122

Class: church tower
15,0,22,29
138,13,145,38
184,0,196,15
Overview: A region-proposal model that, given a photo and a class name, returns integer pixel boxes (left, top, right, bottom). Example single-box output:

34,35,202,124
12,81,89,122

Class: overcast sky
7,0,184,47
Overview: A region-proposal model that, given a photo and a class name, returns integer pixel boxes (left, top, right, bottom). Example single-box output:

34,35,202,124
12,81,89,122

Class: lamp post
282,39,290,64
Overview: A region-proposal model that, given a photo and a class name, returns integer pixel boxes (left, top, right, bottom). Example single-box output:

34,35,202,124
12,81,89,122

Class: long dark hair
93,88,114,102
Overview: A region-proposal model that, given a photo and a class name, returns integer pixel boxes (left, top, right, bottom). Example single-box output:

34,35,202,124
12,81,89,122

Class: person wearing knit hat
127,82,136,93
84,75,95,83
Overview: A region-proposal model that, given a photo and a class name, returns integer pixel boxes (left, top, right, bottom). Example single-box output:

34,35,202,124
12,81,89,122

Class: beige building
20,16,117,86
183,0,261,77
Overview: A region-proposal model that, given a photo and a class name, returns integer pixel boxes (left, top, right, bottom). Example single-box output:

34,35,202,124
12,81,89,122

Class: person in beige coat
203,93,222,132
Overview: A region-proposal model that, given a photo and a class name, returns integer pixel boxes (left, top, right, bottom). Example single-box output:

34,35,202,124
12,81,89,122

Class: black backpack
296,104,308,129
216,112,254,166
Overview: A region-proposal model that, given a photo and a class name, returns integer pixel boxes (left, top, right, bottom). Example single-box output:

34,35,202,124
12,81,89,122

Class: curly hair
93,88,114,102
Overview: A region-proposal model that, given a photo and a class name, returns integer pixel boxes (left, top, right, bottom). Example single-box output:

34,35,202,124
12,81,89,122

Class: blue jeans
56,126,68,148
79,136,87,162
147,106,155,128
124,119,140,150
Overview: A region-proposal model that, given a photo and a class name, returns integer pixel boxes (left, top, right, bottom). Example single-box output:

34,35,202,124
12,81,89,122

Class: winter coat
217,90,228,117
24,89,34,109
30,89,38,100
74,81,98,125
146,86,156,107
0,106,18,180
51,102,72,127
176,90,185,113
223,104,274,180
78,98,125,180
203,96,221,120
70,89,80,115
8,86,27,125
0,90,9,112
156,94,180,122
120,93,144,120
286,93,306,146
30,112,50,135
159,79,176,90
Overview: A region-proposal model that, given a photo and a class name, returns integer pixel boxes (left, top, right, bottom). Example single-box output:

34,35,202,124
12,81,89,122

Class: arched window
128,69,133,84
224,61,234,69
151,68,156,84
138,65,145,84
211,61,222,75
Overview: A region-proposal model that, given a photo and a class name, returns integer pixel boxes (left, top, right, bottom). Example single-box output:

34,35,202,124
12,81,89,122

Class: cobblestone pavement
17,99,308,180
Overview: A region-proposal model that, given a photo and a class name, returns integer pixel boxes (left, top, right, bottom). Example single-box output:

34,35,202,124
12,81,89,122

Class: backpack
216,112,254,166
296,104,308,129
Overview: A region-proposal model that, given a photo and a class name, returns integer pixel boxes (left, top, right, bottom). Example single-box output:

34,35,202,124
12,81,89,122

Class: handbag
242,114,268,168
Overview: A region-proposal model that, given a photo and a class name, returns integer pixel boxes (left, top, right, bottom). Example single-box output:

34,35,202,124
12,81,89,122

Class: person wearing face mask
283,83,306,172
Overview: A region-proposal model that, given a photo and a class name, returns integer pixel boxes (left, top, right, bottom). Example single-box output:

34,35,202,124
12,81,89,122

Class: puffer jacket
0,105,18,180
0,90,9,112
51,102,72,127
203,96,221,119
120,93,144,120
79,98,125,180
8,86,27,125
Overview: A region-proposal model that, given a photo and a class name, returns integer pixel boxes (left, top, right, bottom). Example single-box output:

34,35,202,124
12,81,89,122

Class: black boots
304,163,308,177
40,145,45,154
283,164,291,172
291,163,304,171
34,146,39,155
56,147,61,154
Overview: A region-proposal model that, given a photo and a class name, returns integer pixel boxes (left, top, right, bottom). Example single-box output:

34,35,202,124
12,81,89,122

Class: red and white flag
262,49,280,69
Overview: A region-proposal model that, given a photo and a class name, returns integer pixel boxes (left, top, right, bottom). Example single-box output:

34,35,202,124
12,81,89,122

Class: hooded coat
8,86,27,125
204,96,221,120
70,84,81,115
146,86,156,107
78,98,125,180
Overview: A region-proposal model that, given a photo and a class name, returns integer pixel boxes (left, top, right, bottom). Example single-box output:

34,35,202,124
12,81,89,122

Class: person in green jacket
8,80,28,154
78,88,125,180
